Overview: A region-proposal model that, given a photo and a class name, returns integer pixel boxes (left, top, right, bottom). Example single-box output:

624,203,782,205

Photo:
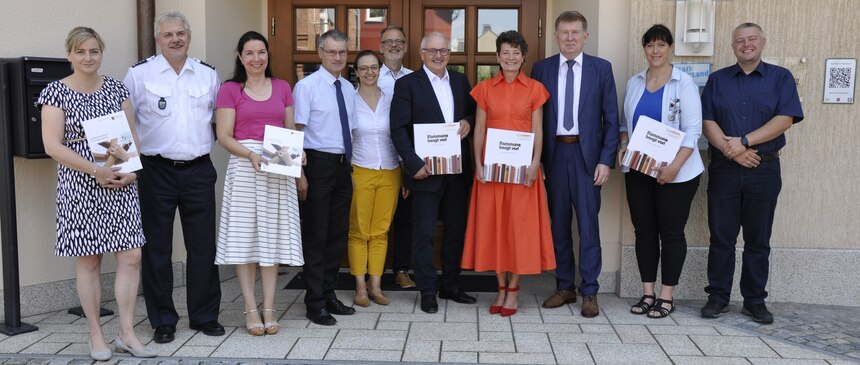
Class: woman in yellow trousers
348,50,402,307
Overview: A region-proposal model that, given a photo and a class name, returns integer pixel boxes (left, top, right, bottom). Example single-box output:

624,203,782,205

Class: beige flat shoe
368,291,389,305
354,291,370,307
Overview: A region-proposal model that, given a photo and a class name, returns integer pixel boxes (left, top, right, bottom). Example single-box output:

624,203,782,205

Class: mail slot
0,57,73,159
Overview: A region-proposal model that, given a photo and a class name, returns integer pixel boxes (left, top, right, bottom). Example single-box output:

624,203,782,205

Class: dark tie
563,59,576,131
333,79,352,161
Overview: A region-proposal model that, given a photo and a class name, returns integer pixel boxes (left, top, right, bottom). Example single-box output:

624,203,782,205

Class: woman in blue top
619,24,704,319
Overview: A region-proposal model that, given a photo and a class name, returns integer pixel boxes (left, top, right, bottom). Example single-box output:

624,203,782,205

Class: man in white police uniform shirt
123,10,224,344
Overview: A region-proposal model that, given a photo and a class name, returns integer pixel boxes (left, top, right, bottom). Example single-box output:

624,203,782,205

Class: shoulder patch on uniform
132,55,156,68
192,57,216,70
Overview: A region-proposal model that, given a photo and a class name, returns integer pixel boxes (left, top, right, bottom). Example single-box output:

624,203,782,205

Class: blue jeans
705,157,781,305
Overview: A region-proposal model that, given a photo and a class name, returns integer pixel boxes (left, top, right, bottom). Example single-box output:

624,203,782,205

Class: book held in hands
80,111,142,173
483,128,534,184
260,124,304,178
620,115,686,178
414,123,461,175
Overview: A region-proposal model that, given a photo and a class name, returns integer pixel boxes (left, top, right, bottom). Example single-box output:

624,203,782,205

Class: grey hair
318,29,348,47
420,32,449,48
154,10,191,37
732,22,765,40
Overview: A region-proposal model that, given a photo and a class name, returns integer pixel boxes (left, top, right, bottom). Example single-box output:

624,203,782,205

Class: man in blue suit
530,10,619,317
390,32,477,314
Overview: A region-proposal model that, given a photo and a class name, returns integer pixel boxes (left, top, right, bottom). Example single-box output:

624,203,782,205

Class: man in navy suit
390,32,477,314
530,11,619,317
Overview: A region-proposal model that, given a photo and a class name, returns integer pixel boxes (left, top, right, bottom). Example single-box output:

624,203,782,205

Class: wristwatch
741,135,750,148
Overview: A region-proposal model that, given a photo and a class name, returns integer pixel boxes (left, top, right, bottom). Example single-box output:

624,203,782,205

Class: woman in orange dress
462,30,555,317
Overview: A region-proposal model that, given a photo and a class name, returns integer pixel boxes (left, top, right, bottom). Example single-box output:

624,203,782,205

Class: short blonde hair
65,26,105,53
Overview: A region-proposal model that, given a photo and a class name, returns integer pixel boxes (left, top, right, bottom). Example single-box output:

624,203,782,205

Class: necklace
243,78,270,97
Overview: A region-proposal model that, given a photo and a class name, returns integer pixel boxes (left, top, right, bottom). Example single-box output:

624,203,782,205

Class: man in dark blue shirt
699,23,803,324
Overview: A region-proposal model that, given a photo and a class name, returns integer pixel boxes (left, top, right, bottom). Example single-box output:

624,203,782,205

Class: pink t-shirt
215,78,295,141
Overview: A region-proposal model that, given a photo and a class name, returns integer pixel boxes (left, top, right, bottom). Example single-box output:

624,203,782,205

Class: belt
305,149,348,163
710,150,780,161
555,135,580,143
147,154,209,167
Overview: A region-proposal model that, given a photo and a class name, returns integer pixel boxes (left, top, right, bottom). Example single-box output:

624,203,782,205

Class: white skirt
216,140,304,266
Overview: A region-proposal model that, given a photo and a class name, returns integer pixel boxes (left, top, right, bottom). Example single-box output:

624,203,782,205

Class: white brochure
621,115,685,178
414,123,462,175
260,124,304,178
80,111,142,173
483,128,534,184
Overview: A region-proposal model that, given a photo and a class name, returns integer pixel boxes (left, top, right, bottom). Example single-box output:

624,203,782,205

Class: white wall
0,0,139,286
0,0,264,290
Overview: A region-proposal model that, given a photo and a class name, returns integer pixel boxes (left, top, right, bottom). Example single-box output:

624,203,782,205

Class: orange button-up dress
462,71,556,274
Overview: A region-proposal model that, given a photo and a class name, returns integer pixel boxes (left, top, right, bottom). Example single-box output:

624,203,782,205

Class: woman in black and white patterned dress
38,27,155,360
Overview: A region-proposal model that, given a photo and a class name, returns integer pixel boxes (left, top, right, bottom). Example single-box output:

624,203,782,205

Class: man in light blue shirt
293,29,356,326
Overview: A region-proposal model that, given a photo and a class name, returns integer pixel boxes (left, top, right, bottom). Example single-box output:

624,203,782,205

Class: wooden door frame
407,0,544,86
270,0,407,85
269,0,545,86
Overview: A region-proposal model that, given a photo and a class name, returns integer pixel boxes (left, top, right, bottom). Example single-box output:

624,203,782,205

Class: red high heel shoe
489,286,507,314
500,286,520,317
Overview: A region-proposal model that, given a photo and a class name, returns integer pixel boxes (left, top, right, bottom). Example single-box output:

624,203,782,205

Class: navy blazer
531,53,620,175
389,68,476,192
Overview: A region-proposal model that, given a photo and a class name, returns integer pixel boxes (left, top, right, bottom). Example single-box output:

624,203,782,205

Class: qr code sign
828,67,852,88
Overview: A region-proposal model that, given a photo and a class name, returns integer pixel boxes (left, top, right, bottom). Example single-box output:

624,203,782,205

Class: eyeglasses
381,39,406,46
421,48,450,56
320,47,347,58
357,65,380,73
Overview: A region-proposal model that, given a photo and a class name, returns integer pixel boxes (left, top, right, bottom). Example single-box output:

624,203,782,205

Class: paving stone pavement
675,299,860,361
0,268,857,364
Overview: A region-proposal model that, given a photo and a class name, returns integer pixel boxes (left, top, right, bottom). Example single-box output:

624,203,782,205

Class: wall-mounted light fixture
675,0,715,56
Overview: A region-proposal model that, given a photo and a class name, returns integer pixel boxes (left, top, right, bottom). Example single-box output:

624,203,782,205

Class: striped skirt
216,141,304,266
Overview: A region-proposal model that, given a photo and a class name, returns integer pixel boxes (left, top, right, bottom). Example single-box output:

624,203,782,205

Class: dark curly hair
495,30,528,56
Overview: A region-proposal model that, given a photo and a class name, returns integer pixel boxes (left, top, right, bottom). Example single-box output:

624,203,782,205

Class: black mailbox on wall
0,57,72,159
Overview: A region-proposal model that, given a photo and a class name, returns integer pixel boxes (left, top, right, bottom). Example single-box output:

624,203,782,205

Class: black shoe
438,289,477,304
306,308,337,326
742,303,774,324
152,324,175,344
325,299,356,315
190,321,225,336
420,295,438,313
700,299,729,318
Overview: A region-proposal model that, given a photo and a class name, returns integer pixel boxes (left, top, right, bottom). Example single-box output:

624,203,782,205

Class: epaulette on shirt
132,55,156,68
192,57,216,70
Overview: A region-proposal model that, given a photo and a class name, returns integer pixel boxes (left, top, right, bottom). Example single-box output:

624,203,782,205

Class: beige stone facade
1,0,857,318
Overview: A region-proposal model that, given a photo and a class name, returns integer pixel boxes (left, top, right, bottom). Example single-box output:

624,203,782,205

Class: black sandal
630,294,656,315
648,298,675,318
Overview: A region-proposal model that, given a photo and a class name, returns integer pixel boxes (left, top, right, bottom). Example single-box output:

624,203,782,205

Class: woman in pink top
214,31,303,336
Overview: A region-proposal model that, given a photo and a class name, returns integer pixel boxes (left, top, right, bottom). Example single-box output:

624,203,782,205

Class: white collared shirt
620,66,704,182
377,63,412,97
293,68,355,154
352,88,399,170
123,54,219,160
556,52,583,135
422,65,455,124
